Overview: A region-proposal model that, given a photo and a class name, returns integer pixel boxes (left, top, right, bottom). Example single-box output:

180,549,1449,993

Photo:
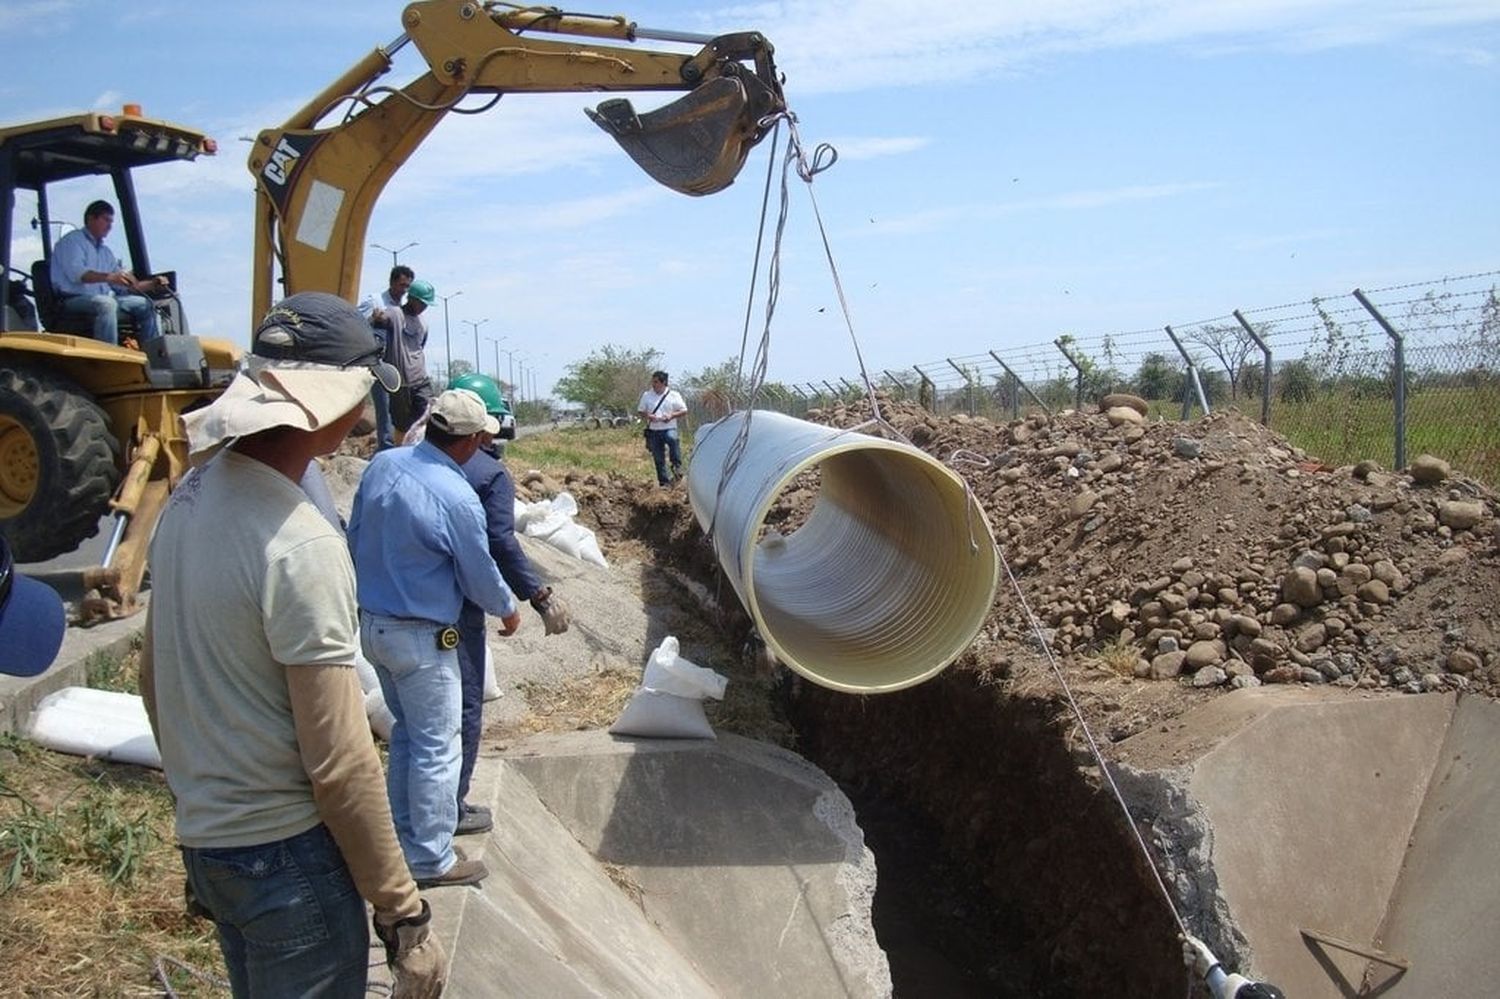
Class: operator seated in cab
50,199,167,348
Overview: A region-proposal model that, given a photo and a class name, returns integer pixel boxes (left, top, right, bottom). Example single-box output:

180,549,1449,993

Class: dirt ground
533,397,1499,998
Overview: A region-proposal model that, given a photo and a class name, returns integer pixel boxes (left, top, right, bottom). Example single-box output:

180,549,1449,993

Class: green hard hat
448,371,509,415
408,279,436,305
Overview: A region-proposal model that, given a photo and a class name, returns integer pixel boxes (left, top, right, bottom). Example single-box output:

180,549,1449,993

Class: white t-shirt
638,387,686,430
149,450,359,848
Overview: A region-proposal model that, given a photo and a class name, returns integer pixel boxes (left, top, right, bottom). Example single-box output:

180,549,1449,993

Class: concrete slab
378,731,889,997
1119,686,1500,999
1372,695,1500,998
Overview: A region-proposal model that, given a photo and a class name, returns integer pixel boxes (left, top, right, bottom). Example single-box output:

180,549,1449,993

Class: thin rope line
994,542,1190,938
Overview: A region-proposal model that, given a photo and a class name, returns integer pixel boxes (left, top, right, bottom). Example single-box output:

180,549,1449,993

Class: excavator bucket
587,77,765,196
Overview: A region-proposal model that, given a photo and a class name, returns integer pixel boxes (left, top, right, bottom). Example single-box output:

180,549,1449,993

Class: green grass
1268,384,1500,486
506,424,697,483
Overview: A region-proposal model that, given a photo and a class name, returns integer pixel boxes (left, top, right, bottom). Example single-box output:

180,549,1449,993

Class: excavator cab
0,110,240,620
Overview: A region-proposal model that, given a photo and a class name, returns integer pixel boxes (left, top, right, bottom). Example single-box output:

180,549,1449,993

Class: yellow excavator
0,1,783,623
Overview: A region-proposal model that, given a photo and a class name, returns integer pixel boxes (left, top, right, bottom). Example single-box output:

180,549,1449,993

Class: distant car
496,396,517,440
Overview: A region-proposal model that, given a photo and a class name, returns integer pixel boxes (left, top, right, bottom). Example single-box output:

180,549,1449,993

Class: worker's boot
455,803,493,836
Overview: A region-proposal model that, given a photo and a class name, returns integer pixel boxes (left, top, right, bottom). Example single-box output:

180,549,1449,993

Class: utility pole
438,290,462,379
460,318,488,369
370,241,418,268
501,348,517,398
487,336,504,383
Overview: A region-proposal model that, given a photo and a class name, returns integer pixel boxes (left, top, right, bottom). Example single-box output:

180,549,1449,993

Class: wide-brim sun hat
0,536,66,678
182,361,380,455
184,292,403,455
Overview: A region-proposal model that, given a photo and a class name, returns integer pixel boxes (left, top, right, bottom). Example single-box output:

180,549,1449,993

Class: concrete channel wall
1121,687,1499,999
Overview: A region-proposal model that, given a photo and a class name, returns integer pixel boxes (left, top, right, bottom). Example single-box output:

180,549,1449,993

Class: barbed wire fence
747,270,1500,488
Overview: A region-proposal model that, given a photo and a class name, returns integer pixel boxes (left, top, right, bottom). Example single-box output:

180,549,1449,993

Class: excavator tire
0,364,120,562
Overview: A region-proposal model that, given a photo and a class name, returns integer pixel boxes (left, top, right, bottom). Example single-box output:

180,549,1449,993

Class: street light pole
438,290,462,380
486,336,503,383
460,318,489,369
370,240,419,268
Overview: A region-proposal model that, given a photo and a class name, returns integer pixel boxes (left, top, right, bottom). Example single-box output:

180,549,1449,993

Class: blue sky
4,0,1497,399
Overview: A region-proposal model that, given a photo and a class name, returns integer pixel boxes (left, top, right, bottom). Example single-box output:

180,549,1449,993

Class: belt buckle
436,626,460,651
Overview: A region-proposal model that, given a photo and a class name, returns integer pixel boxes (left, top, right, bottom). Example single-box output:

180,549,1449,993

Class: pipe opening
688,411,999,694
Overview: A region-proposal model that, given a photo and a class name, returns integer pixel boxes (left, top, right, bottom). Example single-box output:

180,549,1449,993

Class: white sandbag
608,636,728,740
482,643,502,701
642,636,728,700
364,687,395,741
353,645,380,695
518,491,608,567
25,687,162,769
513,497,532,531
609,691,715,740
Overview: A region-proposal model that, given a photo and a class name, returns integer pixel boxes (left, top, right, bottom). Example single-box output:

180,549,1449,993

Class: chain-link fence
742,270,1500,488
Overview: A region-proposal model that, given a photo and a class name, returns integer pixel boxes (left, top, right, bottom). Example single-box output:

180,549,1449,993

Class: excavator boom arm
249,0,783,316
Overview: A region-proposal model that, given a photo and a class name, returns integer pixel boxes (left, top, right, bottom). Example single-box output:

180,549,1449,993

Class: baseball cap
0,536,66,677
428,388,500,436
252,291,401,392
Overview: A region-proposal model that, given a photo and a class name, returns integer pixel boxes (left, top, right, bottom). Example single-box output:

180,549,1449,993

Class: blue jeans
646,427,682,485
455,601,487,808
60,292,159,345
181,823,368,998
361,611,462,880
371,386,396,450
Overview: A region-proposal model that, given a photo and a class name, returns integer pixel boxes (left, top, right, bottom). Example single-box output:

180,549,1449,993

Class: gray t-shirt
149,451,358,848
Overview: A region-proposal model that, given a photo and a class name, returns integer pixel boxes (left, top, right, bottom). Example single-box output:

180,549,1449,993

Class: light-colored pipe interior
687,410,999,694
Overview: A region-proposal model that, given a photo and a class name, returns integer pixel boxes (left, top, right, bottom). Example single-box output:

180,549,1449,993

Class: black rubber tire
0,364,121,562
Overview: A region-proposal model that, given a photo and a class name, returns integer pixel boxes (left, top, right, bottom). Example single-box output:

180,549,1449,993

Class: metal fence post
882,369,909,401
1164,325,1211,419
988,351,1051,417
1054,338,1086,410
913,365,935,413
945,358,977,415
1232,309,1274,426
1352,288,1408,471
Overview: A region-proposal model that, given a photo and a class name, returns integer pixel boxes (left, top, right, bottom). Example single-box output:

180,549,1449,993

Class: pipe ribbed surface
687,410,999,694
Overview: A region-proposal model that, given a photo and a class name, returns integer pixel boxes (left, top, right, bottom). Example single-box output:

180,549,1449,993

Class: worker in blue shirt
49,199,164,346
444,373,571,836
347,388,521,890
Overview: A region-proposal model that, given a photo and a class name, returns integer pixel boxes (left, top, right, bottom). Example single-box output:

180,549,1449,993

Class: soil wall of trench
786,665,1185,999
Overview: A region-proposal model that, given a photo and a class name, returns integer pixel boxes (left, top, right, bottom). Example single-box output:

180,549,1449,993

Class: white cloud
716,0,1500,92
816,136,930,161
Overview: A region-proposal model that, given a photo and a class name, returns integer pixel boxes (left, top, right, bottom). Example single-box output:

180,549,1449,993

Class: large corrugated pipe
687,410,999,694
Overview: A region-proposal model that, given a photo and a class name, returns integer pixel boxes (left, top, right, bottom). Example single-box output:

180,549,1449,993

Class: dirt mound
572,398,1498,714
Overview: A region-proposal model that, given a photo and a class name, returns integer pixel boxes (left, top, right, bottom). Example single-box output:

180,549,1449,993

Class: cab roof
0,112,215,189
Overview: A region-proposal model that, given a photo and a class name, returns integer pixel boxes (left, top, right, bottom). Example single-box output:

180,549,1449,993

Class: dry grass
1087,634,1143,678
510,668,641,736
0,735,226,997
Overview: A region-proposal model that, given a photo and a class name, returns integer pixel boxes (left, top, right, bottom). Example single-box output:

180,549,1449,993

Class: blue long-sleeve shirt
50,228,123,296
347,441,517,624
460,445,543,602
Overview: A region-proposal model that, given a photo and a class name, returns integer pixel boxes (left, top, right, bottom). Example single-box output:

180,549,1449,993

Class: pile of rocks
805,395,1500,696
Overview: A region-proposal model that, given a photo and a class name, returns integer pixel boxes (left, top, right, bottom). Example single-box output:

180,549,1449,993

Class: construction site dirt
540,398,1499,998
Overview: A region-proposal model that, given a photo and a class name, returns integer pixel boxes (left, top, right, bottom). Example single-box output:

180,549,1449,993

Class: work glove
374,900,447,999
1181,933,1220,979
529,586,571,635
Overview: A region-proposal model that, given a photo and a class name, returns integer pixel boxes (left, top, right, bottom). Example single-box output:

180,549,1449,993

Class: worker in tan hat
141,292,445,998
347,388,523,891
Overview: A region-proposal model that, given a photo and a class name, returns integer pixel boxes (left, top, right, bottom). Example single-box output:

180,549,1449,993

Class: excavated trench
785,667,1185,999
611,488,1186,998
